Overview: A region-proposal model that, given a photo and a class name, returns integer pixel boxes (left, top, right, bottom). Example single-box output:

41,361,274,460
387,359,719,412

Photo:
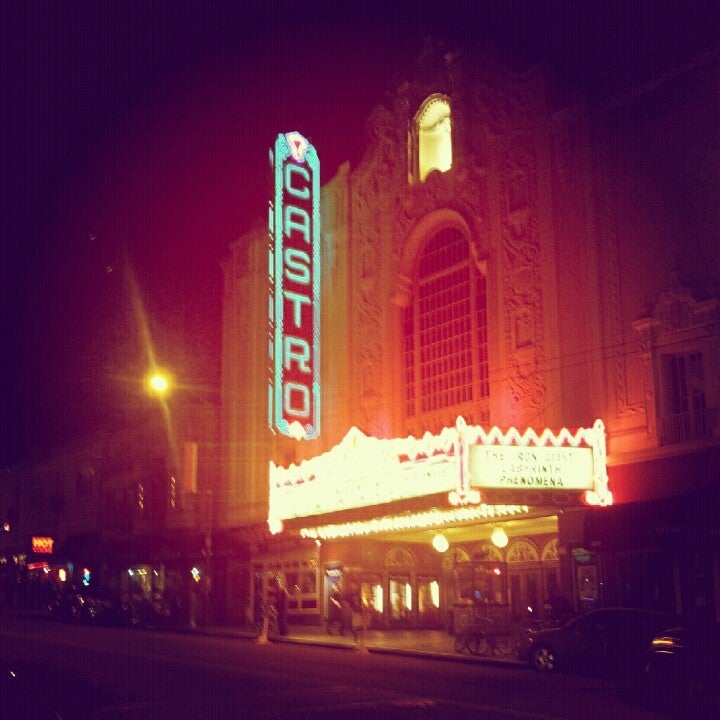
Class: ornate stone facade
221,41,719,521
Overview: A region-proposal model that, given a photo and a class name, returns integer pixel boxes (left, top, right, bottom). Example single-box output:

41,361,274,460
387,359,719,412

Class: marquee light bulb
491,527,508,548
432,534,449,553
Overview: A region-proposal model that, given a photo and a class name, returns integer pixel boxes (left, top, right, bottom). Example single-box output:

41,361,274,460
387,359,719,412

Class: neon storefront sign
268,417,612,533
268,131,321,440
31,536,54,554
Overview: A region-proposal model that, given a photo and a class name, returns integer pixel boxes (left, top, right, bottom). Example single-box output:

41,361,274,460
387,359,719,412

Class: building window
659,351,710,444
409,95,452,183
403,227,488,429
632,284,718,448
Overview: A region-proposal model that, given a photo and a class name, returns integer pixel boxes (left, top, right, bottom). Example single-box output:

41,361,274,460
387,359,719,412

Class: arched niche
506,539,540,564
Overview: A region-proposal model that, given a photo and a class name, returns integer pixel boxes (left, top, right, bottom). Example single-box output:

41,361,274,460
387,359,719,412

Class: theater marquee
268,131,321,440
268,417,612,535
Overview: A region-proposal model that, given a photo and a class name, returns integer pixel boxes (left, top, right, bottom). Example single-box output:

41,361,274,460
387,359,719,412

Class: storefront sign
31,536,54,554
268,131,321,440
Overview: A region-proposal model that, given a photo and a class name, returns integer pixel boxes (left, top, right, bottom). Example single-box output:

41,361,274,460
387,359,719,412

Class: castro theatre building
218,45,720,630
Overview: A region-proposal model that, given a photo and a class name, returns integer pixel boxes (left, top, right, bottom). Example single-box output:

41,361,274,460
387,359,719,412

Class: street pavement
4,605,524,665
202,622,525,666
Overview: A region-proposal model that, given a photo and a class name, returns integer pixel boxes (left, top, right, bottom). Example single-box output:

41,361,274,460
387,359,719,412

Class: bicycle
479,615,518,657
454,610,489,655
455,611,518,657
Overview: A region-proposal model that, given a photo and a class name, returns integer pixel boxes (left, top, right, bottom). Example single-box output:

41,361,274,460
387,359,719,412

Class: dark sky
1,1,716,466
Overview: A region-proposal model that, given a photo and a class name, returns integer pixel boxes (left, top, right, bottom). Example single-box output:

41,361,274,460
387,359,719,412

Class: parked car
48,586,139,627
79,589,141,627
520,607,674,682
646,623,720,718
47,584,85,622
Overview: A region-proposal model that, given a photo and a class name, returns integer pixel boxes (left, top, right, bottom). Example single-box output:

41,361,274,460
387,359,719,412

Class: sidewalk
201,623,525,666
3,607,523,666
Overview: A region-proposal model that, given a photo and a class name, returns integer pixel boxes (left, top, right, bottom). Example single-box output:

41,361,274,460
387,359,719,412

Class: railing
659,407,716,445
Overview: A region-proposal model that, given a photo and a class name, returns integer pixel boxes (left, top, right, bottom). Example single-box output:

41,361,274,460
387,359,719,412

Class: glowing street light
146,370,172,397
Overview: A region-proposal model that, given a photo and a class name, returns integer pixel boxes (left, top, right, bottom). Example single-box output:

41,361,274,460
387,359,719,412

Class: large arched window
402,227,488,431
409,95,452,184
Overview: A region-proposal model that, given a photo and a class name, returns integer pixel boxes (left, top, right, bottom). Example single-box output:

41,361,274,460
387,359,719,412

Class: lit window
409,95,452,183
403,227,488,430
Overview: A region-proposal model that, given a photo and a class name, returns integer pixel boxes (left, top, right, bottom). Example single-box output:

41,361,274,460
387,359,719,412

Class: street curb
202,626,526,668
5,611,526,669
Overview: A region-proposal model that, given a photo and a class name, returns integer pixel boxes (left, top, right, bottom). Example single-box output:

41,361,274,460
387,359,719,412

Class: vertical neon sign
268,132,320,440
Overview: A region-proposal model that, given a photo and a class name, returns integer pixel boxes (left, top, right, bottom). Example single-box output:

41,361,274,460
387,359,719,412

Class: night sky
1,1,716,467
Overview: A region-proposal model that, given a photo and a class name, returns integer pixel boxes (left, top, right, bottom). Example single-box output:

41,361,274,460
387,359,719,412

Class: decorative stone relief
348,53,545,433
638,337,658,437
385,545,415,568
506,539,540,564
350,98,406,433
470,67,539,137
441,546,470,574
589,119,642,420
540,538,559,563
470,543,504,562
514,307,534,349
500,134,547,422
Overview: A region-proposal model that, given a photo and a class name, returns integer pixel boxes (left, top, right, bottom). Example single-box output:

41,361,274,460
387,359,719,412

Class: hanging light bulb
432,533,449,553
491,526,508,548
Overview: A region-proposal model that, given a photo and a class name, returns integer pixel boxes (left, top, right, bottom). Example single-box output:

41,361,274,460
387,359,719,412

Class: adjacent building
0,394,220,626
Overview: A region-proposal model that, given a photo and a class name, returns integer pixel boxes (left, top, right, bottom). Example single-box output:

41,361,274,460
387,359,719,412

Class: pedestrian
274,575,289,636
347,581,364,644
328,582,345,635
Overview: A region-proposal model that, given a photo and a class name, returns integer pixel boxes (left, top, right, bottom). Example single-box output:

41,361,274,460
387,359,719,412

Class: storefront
0,534,76,611
257,417,611,631
97,528,211,627
567,483,720,625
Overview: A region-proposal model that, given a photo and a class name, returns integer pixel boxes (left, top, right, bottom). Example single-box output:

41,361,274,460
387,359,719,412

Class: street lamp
145,370,172,397
144,368,218,627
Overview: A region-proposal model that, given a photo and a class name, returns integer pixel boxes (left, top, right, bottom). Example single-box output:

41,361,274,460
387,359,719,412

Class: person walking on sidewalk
274,575,289,636
328,582,346,635
347,581,369,650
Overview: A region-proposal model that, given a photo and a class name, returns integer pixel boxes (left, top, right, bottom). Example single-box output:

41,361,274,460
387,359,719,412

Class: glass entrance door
388,576,412,624
509,569,541,621
417,576,441,627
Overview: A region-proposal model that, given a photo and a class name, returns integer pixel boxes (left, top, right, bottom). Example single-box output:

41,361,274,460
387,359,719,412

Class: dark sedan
520,607,674,681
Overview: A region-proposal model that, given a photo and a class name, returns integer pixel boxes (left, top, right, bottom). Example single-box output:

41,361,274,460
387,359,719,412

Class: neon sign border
269,132,321,440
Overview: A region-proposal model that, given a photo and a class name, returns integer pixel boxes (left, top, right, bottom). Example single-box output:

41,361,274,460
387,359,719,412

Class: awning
583,483,719,552
607,445,720,503
100,529,206,566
